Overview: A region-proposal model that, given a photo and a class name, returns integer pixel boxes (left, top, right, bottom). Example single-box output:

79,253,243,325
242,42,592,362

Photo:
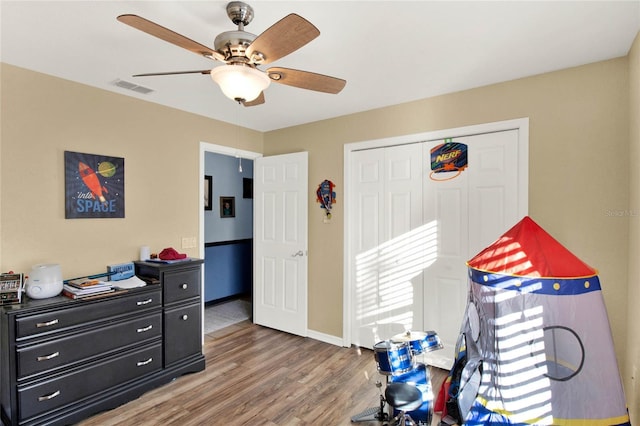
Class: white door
349,144,425,347
254,152,308,336
421,129,520,369
347,124,526,371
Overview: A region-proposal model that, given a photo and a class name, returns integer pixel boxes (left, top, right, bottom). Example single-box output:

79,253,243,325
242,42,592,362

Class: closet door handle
291,250,304,257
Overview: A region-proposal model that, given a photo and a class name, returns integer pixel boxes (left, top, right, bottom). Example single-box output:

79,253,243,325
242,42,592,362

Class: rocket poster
64,151,125,219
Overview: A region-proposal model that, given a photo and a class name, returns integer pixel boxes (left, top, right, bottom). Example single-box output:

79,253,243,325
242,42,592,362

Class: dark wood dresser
0,259,204,426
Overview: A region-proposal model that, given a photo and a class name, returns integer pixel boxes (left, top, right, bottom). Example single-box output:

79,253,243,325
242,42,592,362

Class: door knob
292,250,304,257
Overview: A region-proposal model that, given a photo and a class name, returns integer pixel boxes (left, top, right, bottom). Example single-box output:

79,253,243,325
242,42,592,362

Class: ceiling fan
117,1,346,106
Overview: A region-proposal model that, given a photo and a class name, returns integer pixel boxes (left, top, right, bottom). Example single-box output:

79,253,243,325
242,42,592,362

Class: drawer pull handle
137,357,153,367
136,298,153,306
181,314,189,321
36,319,59,328
37,351,60,362
180,283,188,290
38,390,60,402
136,325,153,333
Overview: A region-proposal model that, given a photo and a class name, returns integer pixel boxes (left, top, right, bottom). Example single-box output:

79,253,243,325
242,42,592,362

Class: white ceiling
1,1,639,132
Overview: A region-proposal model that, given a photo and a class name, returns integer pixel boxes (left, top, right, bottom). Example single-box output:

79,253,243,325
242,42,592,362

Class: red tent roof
467,216,596,278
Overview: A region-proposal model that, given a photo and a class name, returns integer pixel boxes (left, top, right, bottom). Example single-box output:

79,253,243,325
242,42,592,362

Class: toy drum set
374,331,443,377
354,330,443,425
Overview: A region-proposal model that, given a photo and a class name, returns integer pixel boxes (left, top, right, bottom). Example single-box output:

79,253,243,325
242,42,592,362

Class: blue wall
204,240,252,302
204,152,253,302
204,153,253,242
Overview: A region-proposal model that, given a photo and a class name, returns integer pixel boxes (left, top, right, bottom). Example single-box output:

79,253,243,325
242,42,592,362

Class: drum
373,340,414,375
392,330,443,355
390,363,434,425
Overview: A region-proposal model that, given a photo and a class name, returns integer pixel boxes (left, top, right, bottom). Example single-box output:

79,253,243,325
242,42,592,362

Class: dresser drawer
18,343,162,421
17,312,162,379
164,268,200,304
16,289,161,339
164,302,201,366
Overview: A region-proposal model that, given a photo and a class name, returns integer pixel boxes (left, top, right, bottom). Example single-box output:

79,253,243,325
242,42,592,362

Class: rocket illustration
78,161,108,203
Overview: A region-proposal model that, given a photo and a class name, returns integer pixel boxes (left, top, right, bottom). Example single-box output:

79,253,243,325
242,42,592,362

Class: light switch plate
181,237,197,248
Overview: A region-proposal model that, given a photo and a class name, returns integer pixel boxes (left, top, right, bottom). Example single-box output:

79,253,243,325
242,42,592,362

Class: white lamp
210,65,270,102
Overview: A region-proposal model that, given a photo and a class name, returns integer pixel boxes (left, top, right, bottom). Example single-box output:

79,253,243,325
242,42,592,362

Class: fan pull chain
235,102,243,173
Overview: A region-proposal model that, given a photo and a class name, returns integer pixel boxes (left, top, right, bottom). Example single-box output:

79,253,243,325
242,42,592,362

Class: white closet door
467,130,520,255
421,139,469,369
421,130,520,369
350,144,423,348
349,147,384,348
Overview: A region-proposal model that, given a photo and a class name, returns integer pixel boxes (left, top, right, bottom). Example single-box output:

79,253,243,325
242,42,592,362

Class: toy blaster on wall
316,179,336,220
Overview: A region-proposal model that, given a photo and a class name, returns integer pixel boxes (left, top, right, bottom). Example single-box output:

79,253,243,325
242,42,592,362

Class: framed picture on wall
243,178,253,199
220,196,235,218
204,176,212,211
64,150,125,219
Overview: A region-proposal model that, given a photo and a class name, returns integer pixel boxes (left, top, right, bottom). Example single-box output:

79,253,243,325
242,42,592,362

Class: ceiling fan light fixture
210,65,270,102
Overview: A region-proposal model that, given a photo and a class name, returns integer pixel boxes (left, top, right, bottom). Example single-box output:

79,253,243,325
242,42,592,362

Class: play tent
451,216,630,425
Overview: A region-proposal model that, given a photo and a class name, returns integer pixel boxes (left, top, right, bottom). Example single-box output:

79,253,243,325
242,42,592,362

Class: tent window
539,326,584,381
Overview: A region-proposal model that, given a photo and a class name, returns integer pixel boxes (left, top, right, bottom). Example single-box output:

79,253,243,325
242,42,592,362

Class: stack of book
63,278,115,299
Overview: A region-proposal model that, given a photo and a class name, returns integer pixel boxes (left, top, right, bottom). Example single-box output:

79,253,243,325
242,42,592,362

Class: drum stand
350,380,389,423
355,332,442,425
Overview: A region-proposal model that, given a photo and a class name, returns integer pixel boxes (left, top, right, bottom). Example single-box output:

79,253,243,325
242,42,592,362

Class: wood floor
78,321,447,425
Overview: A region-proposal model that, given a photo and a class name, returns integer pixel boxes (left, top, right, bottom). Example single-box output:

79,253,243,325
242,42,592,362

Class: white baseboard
306,329,345,347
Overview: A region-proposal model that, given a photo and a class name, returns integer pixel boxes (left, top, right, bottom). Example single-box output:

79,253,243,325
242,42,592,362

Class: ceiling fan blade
117,14,226,62
267,67,346,94
246,14,319,65
241,92,265,107
132,70,212,77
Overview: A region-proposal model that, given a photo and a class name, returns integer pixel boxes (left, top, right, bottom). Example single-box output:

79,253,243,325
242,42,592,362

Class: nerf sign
430,139,468,174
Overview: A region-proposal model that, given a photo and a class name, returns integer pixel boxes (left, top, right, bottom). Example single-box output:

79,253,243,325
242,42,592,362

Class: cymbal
391,331,430,342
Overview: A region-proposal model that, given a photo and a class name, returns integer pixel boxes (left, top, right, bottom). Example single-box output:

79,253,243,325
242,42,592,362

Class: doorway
343,118,529,369
199,142,262,336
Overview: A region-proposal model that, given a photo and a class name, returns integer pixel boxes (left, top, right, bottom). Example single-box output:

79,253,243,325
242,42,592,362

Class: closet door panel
350,149,385,347
349,144,423,348
422,142,469,369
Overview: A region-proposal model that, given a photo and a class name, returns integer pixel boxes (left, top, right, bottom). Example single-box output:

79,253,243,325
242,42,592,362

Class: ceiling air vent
111,79,154,95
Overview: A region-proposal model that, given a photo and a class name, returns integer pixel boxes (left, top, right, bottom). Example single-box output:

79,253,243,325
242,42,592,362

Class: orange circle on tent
553,283,560,291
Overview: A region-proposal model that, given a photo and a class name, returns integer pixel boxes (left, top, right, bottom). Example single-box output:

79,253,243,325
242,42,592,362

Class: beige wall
626,31,640,424
265,55,634,412
0,64,263,279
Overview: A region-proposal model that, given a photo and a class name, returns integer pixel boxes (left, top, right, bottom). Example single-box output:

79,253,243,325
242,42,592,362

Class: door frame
199,142,262,341
342,118,529,347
